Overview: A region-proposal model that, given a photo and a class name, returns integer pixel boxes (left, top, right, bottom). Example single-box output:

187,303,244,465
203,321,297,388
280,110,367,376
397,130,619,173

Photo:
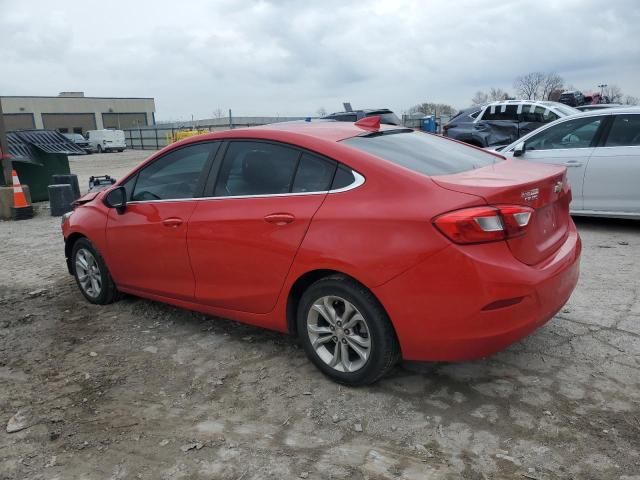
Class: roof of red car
227,120,403,142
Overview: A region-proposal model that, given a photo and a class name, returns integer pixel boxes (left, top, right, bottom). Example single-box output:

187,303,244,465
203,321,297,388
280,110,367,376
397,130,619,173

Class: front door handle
162,218,183,228
264,213,295,225
564,160,583,167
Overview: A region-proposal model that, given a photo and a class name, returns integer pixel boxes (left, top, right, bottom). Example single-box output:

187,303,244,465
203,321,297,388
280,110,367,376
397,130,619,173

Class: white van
85,129,126,153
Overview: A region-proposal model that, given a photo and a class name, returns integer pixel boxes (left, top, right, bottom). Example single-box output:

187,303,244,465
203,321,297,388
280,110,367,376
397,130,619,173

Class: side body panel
188,194,327,314
583,145,640,214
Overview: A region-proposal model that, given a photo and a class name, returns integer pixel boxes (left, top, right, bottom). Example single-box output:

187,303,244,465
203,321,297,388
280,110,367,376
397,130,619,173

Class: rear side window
292,153,336,193
215,142,300,196
342,131,500,176
331,166,356,189
481,105,519,121
604,115,640,147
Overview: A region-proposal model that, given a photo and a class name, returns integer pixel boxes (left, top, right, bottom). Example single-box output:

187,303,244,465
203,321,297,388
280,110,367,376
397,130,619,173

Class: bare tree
489,87,511,101
540,73,564,100
409,102,457,116
212,108,224,119
514,72,546,99
316,107,327,117
624,95,639,106
603,85,624,103
471,88,511,105
471,91,489,105
514,72,564,100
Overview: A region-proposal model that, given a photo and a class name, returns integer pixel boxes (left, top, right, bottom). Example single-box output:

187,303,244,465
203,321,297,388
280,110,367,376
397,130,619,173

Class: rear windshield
342,131,500,176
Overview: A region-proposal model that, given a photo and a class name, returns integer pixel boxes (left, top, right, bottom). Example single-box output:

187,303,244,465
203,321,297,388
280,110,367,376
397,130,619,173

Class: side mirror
513,141,526,157
104,186,127,214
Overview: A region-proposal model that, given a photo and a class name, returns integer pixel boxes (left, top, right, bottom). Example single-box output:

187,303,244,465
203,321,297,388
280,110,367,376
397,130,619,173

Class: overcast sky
1,0,639,120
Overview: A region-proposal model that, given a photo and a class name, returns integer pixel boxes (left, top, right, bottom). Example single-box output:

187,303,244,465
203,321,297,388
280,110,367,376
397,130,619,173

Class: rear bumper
373,222,581,361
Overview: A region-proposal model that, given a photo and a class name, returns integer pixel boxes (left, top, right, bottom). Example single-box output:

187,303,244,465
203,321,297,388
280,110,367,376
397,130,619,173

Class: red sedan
62,117,581,385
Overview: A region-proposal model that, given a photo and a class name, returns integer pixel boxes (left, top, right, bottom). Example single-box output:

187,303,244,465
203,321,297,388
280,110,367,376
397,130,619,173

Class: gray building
1,92,156,133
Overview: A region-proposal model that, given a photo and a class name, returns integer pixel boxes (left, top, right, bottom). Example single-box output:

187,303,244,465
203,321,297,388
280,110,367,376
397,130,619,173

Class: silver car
500,107,640,219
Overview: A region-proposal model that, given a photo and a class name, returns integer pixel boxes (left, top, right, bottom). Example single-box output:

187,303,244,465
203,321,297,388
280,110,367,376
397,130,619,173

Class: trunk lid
433,159,571,265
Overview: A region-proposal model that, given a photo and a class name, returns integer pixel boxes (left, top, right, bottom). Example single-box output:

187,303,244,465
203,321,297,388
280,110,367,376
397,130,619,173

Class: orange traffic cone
11,169,33,220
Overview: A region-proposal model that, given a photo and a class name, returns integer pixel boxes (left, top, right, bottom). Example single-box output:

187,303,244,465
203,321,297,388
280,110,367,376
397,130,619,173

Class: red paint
63,121,581,362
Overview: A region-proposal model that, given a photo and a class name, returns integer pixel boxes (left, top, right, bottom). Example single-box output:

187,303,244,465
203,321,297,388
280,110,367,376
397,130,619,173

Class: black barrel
48,184,75,216
52,174,81,199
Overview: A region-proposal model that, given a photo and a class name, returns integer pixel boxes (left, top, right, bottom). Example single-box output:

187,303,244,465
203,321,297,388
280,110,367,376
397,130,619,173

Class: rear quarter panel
287,150,486,289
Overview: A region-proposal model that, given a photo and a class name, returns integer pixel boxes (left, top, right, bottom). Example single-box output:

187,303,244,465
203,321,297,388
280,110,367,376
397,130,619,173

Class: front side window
604,115,640,147
131,142,215,201
524,117,603,151
214,142,300,196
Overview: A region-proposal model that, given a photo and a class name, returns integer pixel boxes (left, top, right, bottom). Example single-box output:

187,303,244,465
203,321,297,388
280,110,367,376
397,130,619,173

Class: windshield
342,131,500,176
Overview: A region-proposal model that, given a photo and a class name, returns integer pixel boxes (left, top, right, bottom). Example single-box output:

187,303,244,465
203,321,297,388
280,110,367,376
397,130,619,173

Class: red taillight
433,205,534,244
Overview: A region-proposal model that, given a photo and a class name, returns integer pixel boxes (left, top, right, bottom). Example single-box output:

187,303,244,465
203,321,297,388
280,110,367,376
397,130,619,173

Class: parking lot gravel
0,150,639,479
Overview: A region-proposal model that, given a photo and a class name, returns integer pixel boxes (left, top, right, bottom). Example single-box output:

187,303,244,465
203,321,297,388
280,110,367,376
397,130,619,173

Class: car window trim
201,139,362,199
126,171,365,204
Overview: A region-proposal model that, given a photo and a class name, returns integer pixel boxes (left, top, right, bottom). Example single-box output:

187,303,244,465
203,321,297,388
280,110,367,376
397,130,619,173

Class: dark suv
323,108,402,126
558,91,585,107
444,100,579,148
442,106,483,143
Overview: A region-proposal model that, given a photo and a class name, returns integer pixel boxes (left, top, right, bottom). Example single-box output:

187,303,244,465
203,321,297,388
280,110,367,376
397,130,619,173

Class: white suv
450,100,579,148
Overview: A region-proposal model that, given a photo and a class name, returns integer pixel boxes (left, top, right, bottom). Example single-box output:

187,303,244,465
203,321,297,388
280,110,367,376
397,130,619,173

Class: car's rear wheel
71,238,119,304
297,275,400,385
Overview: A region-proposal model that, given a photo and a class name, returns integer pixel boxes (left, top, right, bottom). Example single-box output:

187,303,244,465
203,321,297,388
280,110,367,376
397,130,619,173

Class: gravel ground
0,151,639,479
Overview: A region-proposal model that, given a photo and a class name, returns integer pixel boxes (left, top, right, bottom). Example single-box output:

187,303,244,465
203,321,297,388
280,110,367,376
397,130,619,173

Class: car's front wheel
297,275,400,385
71,238,120,304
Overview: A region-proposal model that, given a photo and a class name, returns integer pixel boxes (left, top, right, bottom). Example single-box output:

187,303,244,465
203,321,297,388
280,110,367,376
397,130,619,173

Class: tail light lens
433,205,534,244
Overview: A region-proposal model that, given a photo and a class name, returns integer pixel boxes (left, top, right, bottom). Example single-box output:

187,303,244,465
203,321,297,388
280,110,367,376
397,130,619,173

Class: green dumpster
7,130,84,202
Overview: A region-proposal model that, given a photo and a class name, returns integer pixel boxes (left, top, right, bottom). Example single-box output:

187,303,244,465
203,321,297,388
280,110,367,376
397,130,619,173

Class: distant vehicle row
63,129,127,153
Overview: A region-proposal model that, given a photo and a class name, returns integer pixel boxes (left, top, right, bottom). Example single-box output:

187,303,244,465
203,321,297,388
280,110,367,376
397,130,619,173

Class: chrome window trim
126,170,365,205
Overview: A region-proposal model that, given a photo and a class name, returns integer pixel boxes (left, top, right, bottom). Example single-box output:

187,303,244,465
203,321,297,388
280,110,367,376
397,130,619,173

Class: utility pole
598,83,607,97
0,97,12,187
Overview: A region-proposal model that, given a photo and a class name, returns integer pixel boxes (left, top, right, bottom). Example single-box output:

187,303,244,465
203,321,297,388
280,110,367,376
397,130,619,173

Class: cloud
1,0,639,119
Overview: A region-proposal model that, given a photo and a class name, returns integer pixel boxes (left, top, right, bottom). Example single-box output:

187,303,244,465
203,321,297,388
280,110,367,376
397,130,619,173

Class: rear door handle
162,218,183,227
264,213,295,225
564,160,583,167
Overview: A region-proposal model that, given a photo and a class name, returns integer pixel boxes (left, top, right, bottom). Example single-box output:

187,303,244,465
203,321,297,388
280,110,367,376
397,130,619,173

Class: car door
508,115,607,211
105,142,218,300
473,104,519,146
188,141,337,314
583,113,640,214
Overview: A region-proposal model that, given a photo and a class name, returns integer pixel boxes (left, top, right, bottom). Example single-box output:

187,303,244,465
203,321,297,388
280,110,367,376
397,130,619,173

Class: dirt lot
1,150,639,479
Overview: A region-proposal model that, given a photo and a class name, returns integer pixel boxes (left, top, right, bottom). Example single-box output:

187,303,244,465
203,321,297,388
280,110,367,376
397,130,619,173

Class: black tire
297,275,400,386
96,144,103,153
117,149,124,152
71,238,120,305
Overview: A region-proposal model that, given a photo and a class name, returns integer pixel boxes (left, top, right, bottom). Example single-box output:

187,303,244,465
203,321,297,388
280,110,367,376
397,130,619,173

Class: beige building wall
1,95,155,132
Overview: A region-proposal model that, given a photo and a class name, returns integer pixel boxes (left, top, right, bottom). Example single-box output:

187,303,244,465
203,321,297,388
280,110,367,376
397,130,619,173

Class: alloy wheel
75,248,102,298
306,295,371,373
